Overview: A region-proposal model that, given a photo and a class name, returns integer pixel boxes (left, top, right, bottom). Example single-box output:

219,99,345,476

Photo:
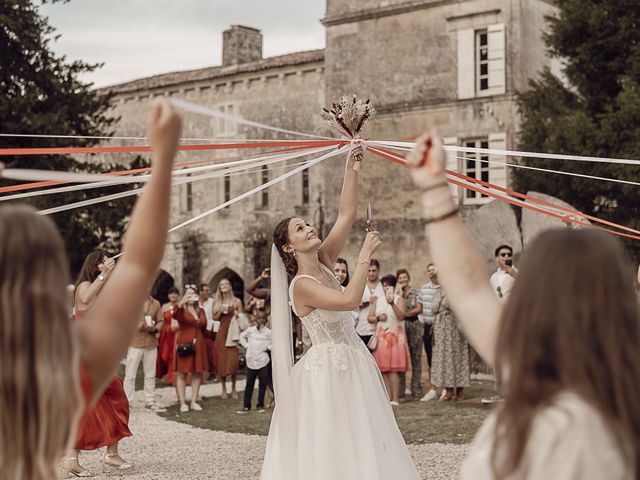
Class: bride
261,148,420,480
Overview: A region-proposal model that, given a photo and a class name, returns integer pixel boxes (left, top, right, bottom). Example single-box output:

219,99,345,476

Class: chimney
222,25,263,67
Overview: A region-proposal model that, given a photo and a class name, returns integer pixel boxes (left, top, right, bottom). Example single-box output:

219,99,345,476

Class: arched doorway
209,268,245,303
151,269,175,304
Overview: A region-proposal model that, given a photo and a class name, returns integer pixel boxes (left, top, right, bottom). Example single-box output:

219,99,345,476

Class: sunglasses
184,284,197,290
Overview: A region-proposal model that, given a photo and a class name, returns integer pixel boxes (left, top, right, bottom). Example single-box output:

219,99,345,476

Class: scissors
365,202,375,232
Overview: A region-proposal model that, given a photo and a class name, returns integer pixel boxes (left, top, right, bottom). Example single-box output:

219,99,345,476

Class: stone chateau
100,0,561,299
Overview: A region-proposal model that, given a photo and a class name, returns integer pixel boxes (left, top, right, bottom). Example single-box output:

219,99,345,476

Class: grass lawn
159,380,494,444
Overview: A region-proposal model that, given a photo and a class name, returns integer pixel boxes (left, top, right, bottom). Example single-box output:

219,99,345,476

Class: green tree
514,0,640,257
0,0,146,275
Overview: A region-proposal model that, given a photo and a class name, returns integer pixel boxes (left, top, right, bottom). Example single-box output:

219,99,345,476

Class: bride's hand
406,131,447,189
361,230,382,257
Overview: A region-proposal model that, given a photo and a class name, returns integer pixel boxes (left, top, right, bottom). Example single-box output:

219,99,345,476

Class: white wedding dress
261,256,421,480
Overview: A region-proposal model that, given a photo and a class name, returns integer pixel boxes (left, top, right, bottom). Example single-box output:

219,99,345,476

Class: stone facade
100,0,560,297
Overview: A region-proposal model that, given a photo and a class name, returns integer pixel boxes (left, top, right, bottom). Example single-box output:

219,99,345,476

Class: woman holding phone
368,274,408,406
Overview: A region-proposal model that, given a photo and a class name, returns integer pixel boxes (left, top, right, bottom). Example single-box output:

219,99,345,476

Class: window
463,139,490,201
215,103,237,136
457,23,505,99
181,174,193,212
476,30,489,93
261,165,269,208
224,174,231,208
302,169,309,205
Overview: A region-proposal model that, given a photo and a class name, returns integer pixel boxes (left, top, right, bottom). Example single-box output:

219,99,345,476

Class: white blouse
461,391,632,479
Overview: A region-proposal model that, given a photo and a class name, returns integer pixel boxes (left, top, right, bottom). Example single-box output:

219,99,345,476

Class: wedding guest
157,286,179,383
368,274,408,406
418,263,439,402
199,283,217,381
213,278,243,399
237,311,272,413
123,293,166,412
246,268,271,301
482,244,518,405
173,286,208,412
69,252,133,475
356,259,384,347
408,133,639,478
333,257,350,286
396,268,423,400
431,287,470,401
334,257,359,329
0,99,179,480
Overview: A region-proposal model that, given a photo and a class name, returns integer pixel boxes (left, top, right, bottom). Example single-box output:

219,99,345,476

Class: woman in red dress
64,251,133,476
157,286,180,383
172,286,209,412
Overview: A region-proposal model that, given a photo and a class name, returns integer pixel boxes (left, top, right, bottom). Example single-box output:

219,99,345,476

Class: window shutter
443,136,460,202
488,132,507,188
487,23,506,95
457,29,475,99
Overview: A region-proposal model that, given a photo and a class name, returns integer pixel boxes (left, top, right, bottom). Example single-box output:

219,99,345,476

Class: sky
39,0,326,88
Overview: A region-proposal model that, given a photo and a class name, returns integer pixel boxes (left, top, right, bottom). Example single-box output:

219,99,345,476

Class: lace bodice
289,272,367,351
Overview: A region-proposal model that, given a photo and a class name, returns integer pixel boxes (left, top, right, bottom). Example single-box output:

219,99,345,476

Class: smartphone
505,259,513,267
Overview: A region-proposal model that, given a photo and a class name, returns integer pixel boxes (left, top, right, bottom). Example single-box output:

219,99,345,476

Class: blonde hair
0,205,83,480
213,278,238,314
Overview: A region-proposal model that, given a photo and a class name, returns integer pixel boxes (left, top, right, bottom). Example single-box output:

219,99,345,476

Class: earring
292,250,296,257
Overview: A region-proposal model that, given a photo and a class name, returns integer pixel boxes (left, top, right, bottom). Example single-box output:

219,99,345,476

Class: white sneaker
190,402,203,411
390,401,400,407
179,404,189,413
420,389,437,402
439,389,448,400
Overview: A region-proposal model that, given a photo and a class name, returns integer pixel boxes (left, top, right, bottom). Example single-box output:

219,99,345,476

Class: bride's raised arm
318,147,362,267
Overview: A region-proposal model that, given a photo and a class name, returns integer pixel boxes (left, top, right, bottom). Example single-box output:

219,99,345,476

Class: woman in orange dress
157,286,180,383
65,251,133,476
172,286,208,412
213,278,243,399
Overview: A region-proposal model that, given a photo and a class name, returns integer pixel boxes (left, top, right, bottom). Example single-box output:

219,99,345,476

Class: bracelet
424,207,460,225
357,259,370,265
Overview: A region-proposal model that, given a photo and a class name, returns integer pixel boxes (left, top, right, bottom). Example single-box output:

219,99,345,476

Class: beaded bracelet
424,207,460,225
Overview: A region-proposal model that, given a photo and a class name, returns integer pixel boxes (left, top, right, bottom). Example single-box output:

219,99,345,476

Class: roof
101,49,325,95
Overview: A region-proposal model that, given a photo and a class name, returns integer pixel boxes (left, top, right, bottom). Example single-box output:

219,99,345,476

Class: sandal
102,454,133,473
61,458,93,478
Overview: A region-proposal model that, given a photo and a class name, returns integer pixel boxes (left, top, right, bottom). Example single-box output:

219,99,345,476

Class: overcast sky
39,0,326,88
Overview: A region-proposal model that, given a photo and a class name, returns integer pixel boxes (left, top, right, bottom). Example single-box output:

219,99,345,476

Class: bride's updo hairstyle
273,217,298,276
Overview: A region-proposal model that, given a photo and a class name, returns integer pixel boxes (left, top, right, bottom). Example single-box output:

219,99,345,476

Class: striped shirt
417,282,440,325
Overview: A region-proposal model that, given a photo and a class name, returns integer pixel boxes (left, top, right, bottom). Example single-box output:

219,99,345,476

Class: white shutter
488,133,507,188
457,29,475,99
487,23,506,95
443,136,460,202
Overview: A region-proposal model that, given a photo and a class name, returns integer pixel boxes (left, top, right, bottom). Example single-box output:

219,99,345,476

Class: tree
514,0,640,257
0,0,146,274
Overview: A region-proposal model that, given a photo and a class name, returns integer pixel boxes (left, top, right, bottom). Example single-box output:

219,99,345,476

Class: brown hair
273,217,298,277
0,205,83,480
492,228,640,478
75,250,106,287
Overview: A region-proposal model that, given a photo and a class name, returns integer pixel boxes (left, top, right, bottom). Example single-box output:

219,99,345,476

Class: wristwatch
98,274,105,282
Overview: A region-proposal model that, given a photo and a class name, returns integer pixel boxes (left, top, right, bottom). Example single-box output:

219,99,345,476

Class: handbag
367,334,378,351
176,310,199,357
225,314,241,347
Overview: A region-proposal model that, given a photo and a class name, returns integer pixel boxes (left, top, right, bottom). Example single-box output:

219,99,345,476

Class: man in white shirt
356,259,385,347
199,283,216,380
483,245,518,404
489,245,518,301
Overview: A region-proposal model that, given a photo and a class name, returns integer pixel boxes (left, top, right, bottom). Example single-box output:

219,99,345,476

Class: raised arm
406,133,501,366
294,230,381,314
317,147,362,267
76,99,180,399
246,269,271,299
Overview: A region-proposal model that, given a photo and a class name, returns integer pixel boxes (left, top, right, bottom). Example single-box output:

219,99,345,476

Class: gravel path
73,383,470,479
